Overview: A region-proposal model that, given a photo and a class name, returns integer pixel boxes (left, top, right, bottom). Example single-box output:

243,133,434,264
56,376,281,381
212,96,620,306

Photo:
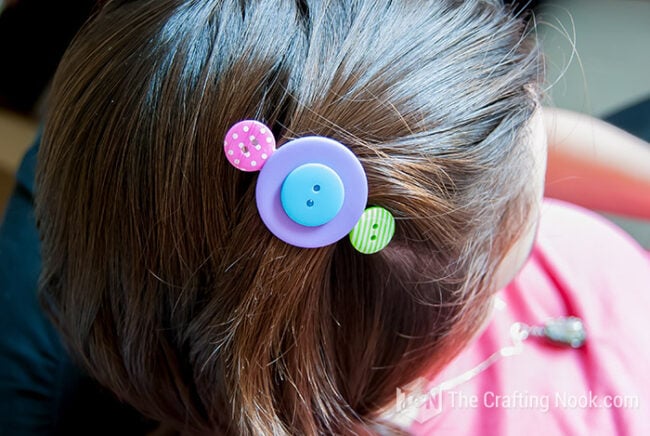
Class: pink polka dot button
224,120,276,172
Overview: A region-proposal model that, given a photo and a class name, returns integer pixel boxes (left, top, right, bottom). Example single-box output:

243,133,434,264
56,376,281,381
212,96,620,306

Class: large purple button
256,136,367,248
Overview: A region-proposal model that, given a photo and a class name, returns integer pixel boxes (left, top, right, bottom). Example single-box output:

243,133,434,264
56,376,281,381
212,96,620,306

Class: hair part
36,0,542,434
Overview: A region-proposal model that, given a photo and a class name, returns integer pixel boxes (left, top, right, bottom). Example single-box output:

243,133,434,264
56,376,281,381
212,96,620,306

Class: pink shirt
406,199,650,435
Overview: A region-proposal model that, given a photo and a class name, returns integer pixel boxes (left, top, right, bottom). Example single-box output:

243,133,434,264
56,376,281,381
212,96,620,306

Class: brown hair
35,0,541,434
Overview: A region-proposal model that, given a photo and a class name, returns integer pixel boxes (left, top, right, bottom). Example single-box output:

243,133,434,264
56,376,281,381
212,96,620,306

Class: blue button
280,163,345,227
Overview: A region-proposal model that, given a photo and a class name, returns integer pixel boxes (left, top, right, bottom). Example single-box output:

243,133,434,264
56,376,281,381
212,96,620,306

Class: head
36,0,543,434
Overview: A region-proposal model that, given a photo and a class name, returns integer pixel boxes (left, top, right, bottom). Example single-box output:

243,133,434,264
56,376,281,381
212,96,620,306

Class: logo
393,377,443,424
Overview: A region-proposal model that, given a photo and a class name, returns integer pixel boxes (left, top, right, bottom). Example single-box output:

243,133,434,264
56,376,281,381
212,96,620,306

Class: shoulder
534,198,650,302
404,199,650,435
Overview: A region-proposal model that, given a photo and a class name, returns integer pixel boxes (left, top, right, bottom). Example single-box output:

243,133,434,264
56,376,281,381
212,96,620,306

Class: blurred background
0,0,649,244
0,0,97,212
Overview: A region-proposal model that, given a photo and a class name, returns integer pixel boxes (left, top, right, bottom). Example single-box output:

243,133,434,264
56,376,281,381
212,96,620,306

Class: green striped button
349,206,395,254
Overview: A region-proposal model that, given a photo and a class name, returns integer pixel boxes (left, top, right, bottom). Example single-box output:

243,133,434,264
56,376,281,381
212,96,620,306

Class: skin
493,108,548,291
496,105,650,289
544,107,650,220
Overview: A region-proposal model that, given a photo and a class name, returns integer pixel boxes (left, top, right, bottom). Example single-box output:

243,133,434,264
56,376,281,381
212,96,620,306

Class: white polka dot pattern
224,120,276,171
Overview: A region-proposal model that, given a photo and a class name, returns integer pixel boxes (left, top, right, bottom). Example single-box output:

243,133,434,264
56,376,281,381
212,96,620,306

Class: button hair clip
223,120,395,254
